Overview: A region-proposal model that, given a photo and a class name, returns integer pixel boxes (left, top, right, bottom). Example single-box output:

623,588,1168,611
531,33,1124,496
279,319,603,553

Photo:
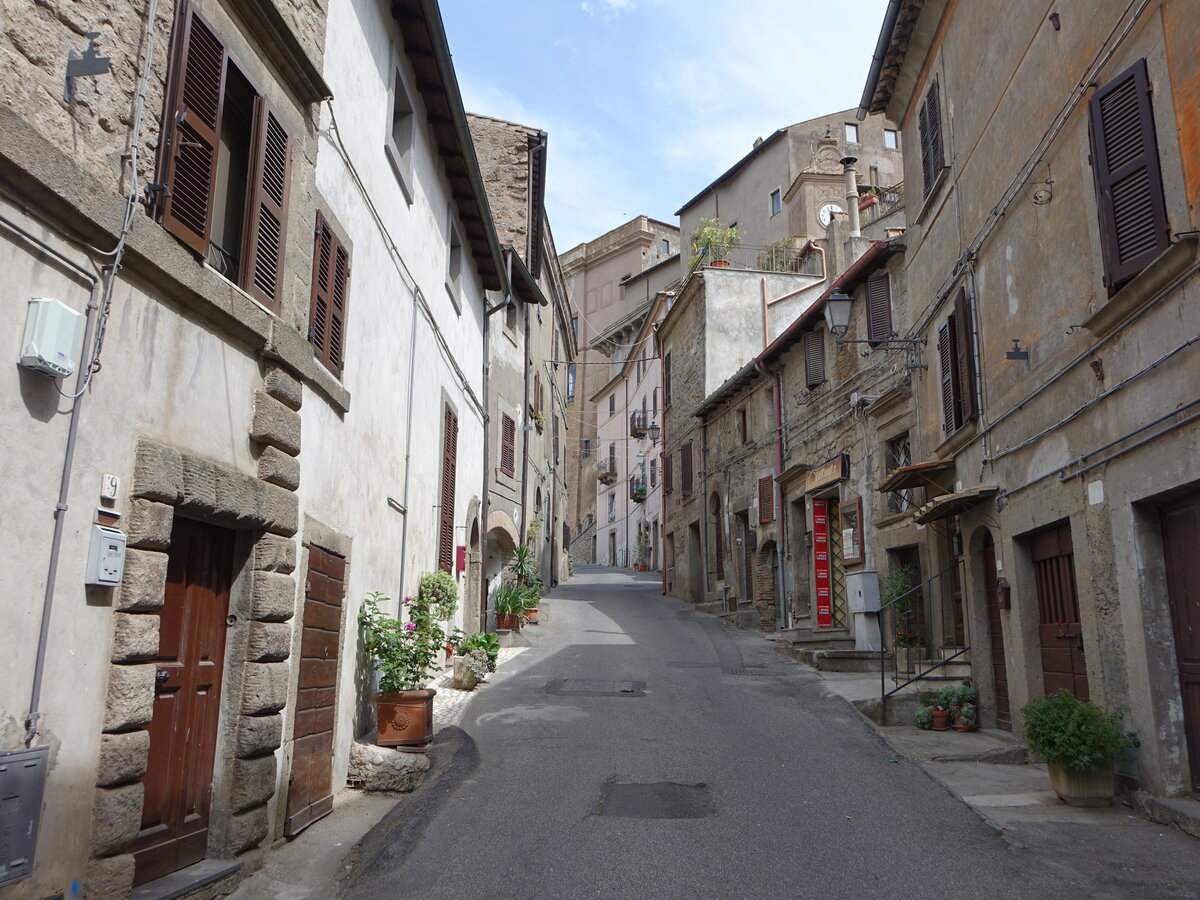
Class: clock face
818,202,843,227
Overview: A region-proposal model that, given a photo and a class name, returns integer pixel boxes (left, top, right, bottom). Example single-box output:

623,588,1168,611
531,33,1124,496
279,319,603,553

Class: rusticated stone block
235,714,283,758
103,665,155,732
96,730,151,787
217,469,269,525
125,500,174,551
240,662,289,716
246,622,291,662
131,440,183,503
84,853,135,900
250,571,297,621
264,366,303,411
227,805,269,854
348,741,431,793
180,454,220,516
230,755,277,813
250,393,302,457
110,613,159,662
261,482,299,537
257,445,300,490
115,549,168,611
251,536,296,575
90,782,143,856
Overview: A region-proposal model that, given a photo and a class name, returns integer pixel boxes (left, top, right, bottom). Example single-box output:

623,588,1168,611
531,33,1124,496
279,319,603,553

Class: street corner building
0,0,508,895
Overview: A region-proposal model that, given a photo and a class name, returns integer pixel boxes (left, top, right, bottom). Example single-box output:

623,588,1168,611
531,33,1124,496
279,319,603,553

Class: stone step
695,601,724,615
780,646,887,673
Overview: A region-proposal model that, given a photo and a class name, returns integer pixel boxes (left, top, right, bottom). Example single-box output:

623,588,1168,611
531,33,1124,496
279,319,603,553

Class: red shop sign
812,499,832,627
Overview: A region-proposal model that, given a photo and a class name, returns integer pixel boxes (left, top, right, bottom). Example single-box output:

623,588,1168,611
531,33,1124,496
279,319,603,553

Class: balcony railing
860,182,904,227
630,411,649,438
629,475,647,503
690,242,826,278
596,457,617,484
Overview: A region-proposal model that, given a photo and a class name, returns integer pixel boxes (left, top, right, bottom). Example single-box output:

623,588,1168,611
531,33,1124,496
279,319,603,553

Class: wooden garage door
286,546,345,837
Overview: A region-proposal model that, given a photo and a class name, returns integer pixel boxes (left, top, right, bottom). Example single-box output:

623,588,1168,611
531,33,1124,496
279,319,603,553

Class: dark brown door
981,534,1011,730
1161,492,1200,795
133,519,234,885
1031,524,1089,700
286,546,346,836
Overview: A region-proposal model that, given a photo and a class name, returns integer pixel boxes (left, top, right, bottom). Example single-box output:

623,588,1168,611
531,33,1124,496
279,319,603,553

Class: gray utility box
0,746,49,888
846,570,881,614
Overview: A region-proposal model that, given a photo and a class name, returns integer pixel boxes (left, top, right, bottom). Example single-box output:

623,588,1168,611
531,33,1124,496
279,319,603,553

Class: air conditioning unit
19,298,84,378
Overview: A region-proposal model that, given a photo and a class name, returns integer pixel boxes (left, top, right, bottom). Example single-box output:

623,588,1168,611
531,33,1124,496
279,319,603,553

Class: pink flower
405,622,416,632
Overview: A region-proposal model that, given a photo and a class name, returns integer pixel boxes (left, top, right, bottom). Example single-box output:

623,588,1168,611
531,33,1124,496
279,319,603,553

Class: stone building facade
860,0,1200,809
0,0,505,894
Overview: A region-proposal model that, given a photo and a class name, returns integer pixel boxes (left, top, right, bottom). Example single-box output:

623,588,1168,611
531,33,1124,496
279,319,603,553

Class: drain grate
598,781,714,819
545,678,645,697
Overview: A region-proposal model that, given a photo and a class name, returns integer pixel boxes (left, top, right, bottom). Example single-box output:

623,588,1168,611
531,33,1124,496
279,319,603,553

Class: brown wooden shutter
804,330,825,389
938,320,956,434
866,272,892,343
681,442,693,495
552,414,559,464
953,288,976,424
918,81,944,197
758,475,774,524
664,352,672,406
161,8,226,255
1089,58,1169,289
533,372,541,415
438,405,457,573
309,215,349,375
663,453,673,493
500,414,515,477
243,98,292,312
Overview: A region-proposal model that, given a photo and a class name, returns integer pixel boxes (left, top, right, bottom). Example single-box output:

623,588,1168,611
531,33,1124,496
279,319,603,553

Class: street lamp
823,290,853,338
647,422,661,444
821,287,927,370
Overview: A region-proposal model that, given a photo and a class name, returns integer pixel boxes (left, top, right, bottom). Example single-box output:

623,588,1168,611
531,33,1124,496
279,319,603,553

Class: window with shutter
309,214,351,375
663,352,672,407
438,405,458,573
758,476,774,524
1089,58,1169,290
159,4,292,310
552,415,559,464
650,459,657,487
500,414,516,477
938,320,956,435
918,80,945,198
663,453,673,493
937,289,978,436
681,442,693,495
804,330,825,389
866,272,892,343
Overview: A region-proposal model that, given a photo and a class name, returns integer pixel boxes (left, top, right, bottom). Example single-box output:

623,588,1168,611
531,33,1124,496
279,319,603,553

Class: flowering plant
359,586,446,694
894,630,923,649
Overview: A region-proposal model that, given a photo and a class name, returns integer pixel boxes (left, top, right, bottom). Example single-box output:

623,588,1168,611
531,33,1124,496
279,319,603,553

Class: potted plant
1022,690,1132,807
452,648,490,691
521,579,543,625
689,217,740,269
915,705,934,730
494,583,525,631
461,631,500,672
359,575,458,748
930,705,950,731
954,702,978,732
938,683,979,731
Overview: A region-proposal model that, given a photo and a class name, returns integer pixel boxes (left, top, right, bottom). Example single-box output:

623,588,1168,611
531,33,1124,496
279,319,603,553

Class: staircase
766,625,885,673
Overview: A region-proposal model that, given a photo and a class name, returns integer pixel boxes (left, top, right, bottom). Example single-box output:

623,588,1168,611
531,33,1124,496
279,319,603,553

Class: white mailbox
85,525,127,586
846,570,881,614
19,298,84,378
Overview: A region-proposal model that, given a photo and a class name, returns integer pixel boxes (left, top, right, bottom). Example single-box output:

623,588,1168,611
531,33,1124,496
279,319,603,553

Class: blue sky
441,0,890,251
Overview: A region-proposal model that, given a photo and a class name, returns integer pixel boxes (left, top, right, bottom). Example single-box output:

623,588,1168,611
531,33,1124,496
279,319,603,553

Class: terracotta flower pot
1047,761,1115,807
375,688,436,747
524,607,540,625
497,611,521,630
709,259,731,268
931,708,950,731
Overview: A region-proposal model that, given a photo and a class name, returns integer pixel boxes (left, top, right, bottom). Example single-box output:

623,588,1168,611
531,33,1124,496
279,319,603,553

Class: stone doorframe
89,367,302,895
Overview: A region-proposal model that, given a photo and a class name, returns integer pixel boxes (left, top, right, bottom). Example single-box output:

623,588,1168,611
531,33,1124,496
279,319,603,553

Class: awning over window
914,484,999,524
876,459,954,493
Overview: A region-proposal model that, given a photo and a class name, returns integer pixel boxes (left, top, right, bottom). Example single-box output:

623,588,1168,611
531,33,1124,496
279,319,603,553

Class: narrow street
344,569,1200,899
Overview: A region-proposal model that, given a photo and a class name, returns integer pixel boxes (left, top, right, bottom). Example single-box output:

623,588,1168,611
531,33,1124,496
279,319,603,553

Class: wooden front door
1161,492,1200,795
286,546,346,836
1031,524,1089,700
981,534,1011,730
133,519,234,885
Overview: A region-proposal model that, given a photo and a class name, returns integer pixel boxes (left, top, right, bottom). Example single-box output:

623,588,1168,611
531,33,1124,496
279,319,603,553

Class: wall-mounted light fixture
823,289,927,370
646,422,661,444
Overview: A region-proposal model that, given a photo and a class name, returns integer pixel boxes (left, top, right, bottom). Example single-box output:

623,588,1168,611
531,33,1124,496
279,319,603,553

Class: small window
803,330,825,389
608,493,616,522
866,272,893,343
609,394,616,416
386,65,415,200
499,414,516,477
505,298,517,331
650,459,658,488
582,438,592,458
663,352,672,407
884,129,899,150
737,408,748,445
567,363,577,402
937,288,978,435
446,216,463,313
309,213,350,376
918,82,946,198
661,238,670,255
770,189,782,216
844,123,859,144
571,315,579,341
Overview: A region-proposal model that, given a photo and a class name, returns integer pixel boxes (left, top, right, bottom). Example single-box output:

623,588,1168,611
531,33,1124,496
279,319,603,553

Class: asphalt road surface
345,567,1200,900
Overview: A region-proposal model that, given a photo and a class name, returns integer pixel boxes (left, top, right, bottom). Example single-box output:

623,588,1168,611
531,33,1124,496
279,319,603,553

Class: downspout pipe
397,288,422,604
755,359,789,628
518,250,531,544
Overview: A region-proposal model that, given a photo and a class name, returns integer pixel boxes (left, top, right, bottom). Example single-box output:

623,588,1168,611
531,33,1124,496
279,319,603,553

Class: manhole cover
598,781,714,819
546,678,645,696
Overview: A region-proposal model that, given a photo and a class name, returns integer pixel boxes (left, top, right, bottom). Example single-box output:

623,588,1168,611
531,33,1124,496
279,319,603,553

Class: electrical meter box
86,524,127,586
846,570,881,614
19,297,84,378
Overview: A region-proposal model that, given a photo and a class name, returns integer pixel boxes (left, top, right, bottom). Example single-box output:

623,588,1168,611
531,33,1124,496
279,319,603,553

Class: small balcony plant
689,217,740,269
